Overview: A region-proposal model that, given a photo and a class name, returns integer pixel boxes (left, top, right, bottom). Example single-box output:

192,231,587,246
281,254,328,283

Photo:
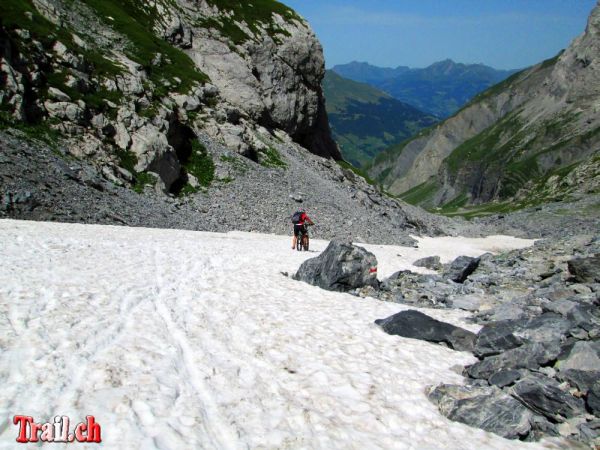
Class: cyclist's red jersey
297,212,311,226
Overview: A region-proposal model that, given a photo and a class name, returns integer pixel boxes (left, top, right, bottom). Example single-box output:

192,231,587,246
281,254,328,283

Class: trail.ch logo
13,415,102,443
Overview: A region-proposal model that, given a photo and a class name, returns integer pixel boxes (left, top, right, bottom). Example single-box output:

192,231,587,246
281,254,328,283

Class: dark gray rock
567,304,600,331
578,420,600,442
467,341,562,380
377,271,457,308
527,415,560,441
428,384,533,439
444,255,480,283
518,313,573,344
413,255,442,270
542,299,578,316
293,240,378,292
488,369,524,388
568,255,600,283
476,303,528,323
374,310,476,352
510,376,586,422
474,313,571,358
474,320,525,358
558,369,600,393
588,381,600,416
556,340,600,393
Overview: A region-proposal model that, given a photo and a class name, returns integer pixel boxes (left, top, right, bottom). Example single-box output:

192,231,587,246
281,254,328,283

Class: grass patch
260,146,287,168
438,192,470,213
440,201,518,219
200,0,302,44
183,140,214,187
73,0,208,94
3,0,122,78
133,171,156,193
115,149,138,173
0,111,64,149
399,180,439,205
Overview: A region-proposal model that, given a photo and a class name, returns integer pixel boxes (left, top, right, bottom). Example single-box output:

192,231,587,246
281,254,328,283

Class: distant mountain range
331,60,519,118
367,2,600,215
322,71,437,168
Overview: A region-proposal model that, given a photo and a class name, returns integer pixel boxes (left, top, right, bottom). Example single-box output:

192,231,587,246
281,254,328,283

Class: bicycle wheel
303,234,309,251
296,233,303,251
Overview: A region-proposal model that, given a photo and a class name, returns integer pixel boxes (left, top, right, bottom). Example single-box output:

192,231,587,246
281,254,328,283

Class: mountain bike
296,223,313,251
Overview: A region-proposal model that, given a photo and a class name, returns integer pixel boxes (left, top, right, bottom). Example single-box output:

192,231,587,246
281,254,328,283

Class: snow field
0,220,559,449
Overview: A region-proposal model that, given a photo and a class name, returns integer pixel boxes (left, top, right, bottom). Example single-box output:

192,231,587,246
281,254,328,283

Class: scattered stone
488,369,524,388
588,381,600,416
568,255,600,283
510,375,586,422
428,384,533,439
443,255,480,283
413,255,442,270
557,340,600,372
467,341,561,380
375,310,476,352
578,420,600,442
293,240,378,292
473,320,524,357
449,294,487,311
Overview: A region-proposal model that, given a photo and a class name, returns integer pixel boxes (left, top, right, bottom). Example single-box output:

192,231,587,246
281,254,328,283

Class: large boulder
374,310,476,352
567,255,600,283
443,256,480,283
428,384,533,439
293,240,378,292
467,341,562,380
510,375,586,422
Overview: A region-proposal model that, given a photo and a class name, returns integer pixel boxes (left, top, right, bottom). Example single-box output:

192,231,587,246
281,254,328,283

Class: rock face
183,0,341,159
369,2,600,209
293,240,378,292
0,0,339,198
375,310,476,352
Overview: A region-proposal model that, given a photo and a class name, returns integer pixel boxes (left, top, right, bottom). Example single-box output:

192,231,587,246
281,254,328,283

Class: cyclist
291,209,314,250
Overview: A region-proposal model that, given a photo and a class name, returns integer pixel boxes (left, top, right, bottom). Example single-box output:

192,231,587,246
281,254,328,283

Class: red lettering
13,415,32,443
86,416,102,443
75,422,86,442
29,421,42,442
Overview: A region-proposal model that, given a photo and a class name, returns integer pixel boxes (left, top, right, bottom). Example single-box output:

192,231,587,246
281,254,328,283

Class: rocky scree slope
369,2,600,212
1,0,340,200
0,127,466,245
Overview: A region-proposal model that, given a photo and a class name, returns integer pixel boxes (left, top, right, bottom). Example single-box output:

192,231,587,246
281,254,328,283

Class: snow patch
0,220,555,449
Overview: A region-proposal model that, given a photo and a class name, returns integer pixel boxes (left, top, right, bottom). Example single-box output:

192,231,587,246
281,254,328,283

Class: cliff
1,0,340,196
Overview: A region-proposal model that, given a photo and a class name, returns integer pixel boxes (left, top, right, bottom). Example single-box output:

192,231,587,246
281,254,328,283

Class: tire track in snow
152,247,239,450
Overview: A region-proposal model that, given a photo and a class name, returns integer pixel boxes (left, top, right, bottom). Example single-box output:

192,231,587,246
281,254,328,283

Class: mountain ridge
332,59,518,118
368,2,600,214
322,71,437,167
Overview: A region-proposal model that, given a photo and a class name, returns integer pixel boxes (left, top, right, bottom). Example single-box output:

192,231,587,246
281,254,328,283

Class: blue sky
280,0,597,70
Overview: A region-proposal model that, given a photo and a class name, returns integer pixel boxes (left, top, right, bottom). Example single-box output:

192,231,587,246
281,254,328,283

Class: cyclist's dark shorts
294,224,307,236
